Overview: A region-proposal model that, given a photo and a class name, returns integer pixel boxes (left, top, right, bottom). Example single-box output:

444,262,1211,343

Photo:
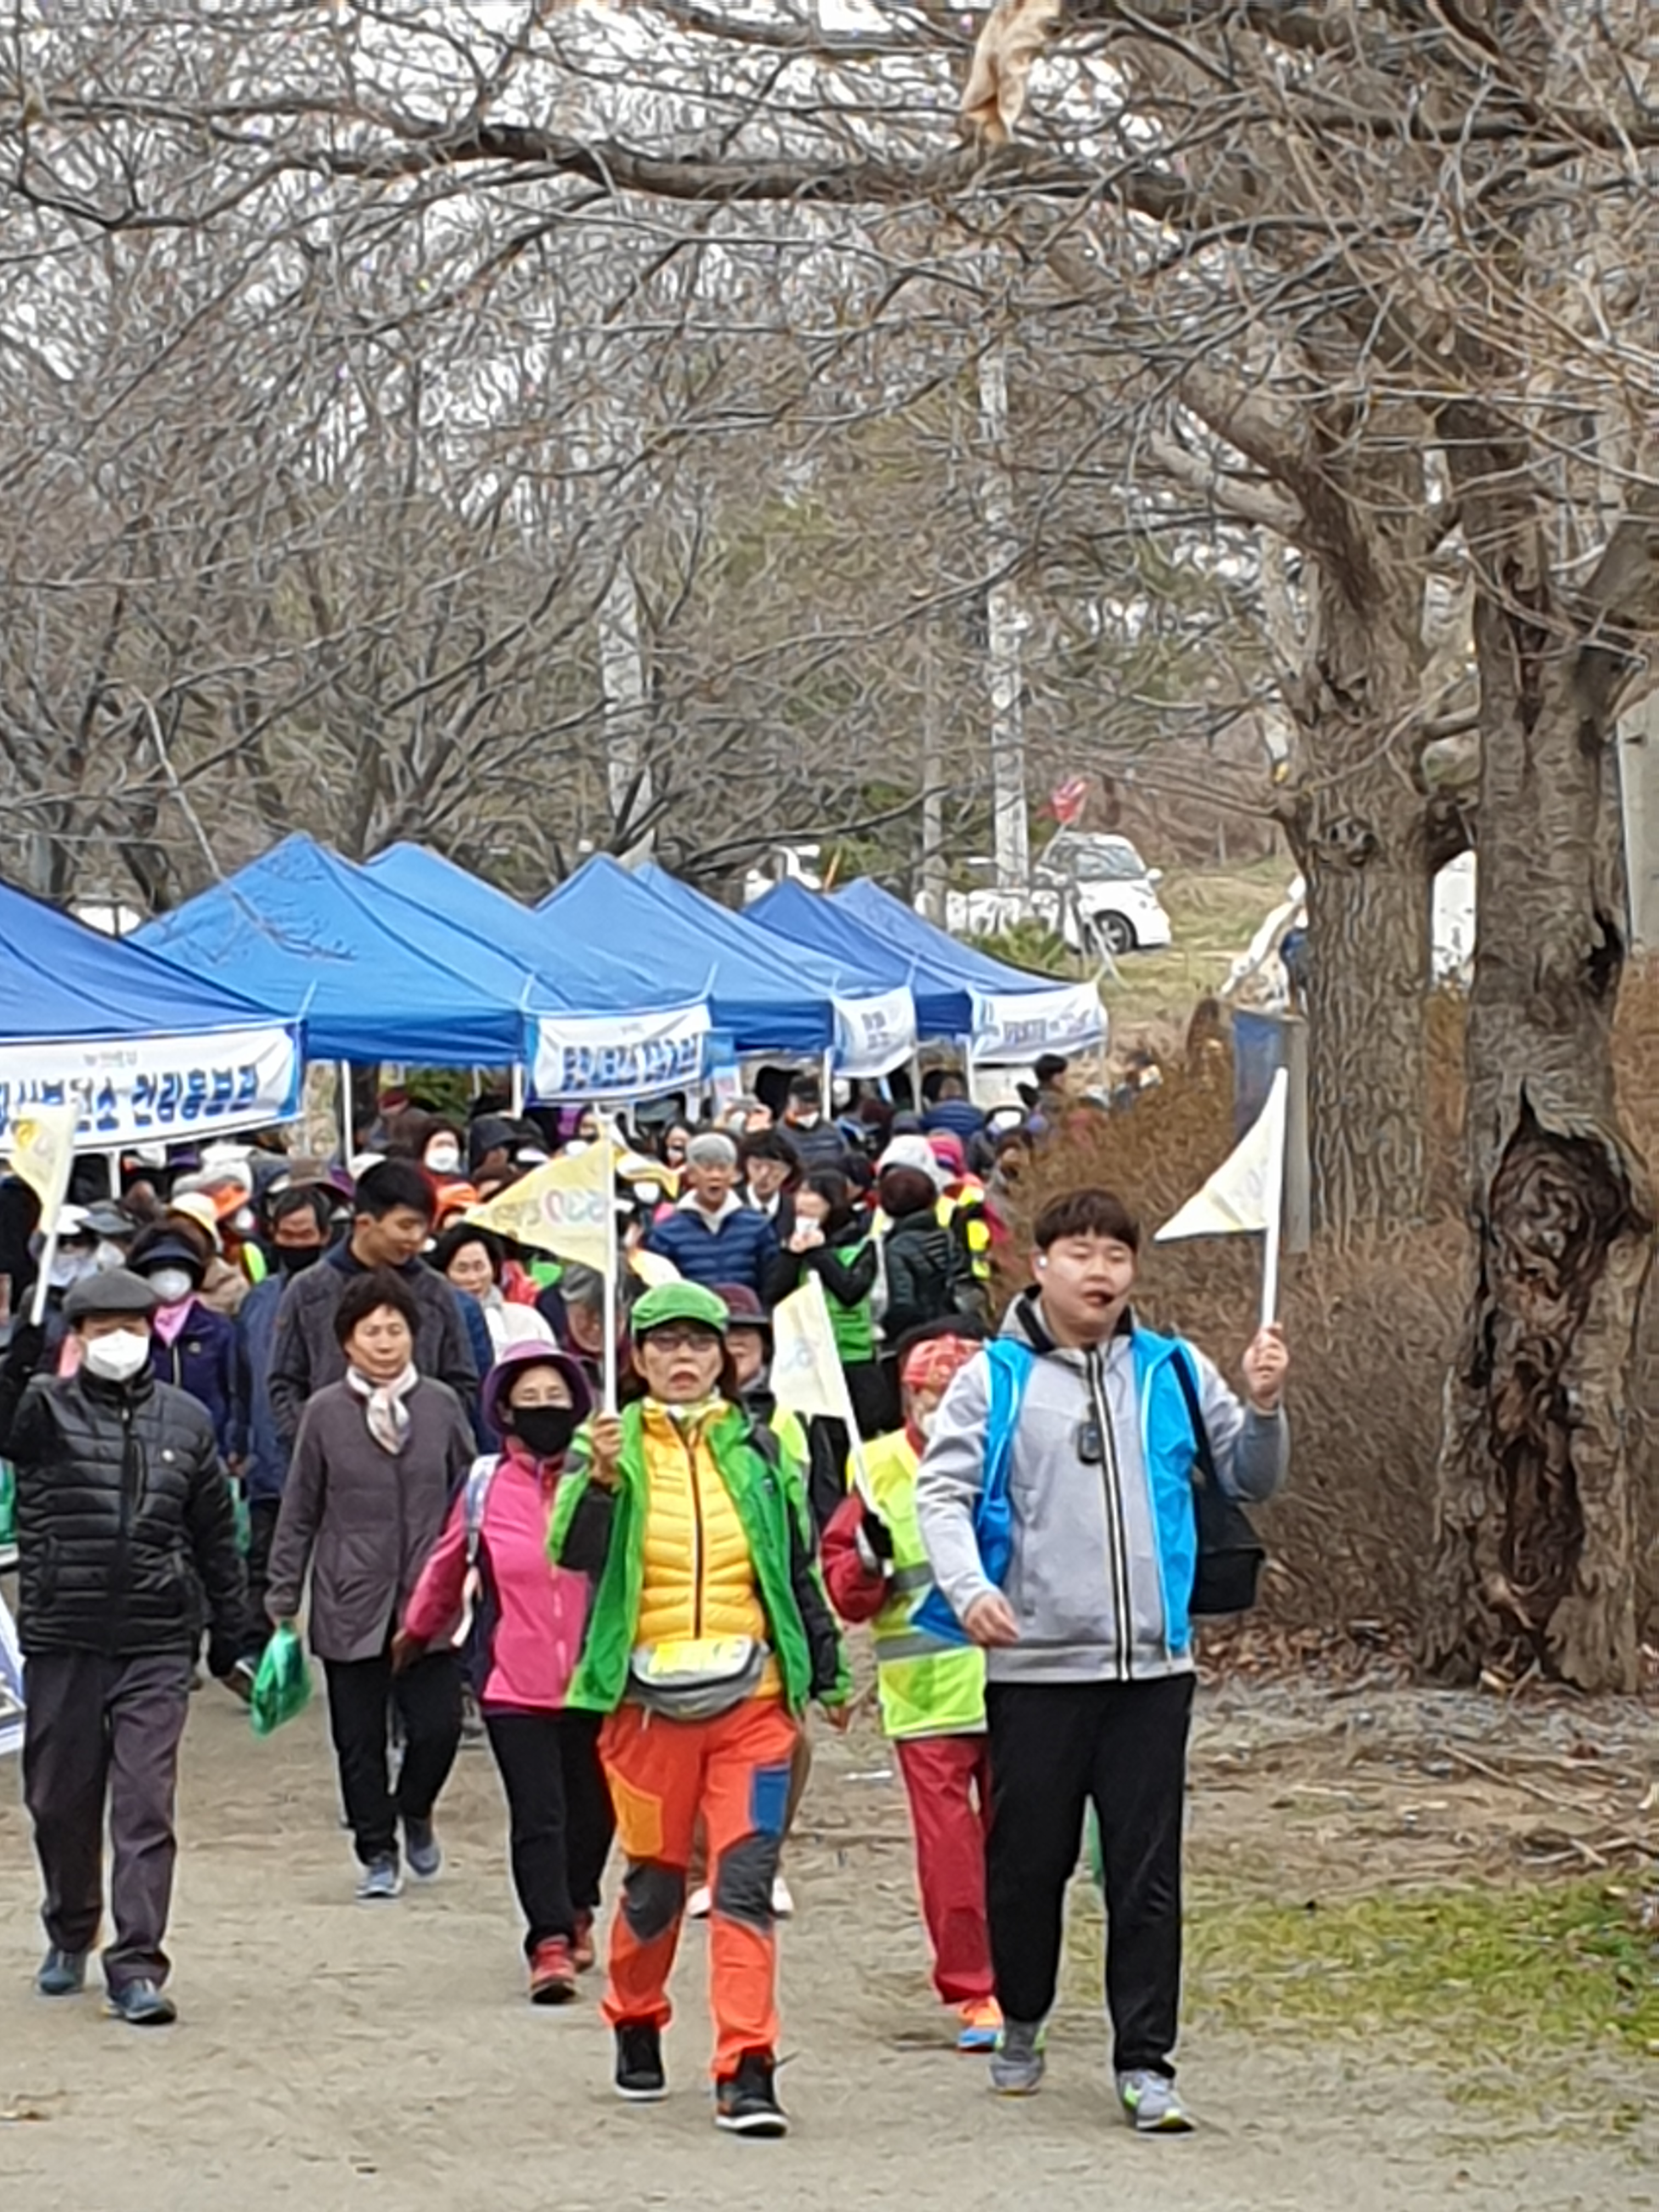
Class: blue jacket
150,1297,247,1465
238,1272,288,1503
645,1200,780,1297
922,1098,987,1144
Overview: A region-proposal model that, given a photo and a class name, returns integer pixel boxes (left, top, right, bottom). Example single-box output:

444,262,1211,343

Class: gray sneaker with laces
988,2019,1046,2096
1117,2069,1194,2132
404,1818,443,1882
357,1855,403,1902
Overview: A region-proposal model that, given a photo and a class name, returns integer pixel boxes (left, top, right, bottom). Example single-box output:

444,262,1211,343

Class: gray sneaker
356,1855,403,1902
1117,2069,1194,2133
36,1946,87,1997
403,1818,442,1882
988,2019,1046,2096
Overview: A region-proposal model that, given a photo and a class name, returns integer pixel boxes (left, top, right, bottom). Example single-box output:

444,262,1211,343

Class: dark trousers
484,1708,615,1954
324,1644,462,1866
986,1673,1194,2077
245,1497,281,1626
22,1650,193,1991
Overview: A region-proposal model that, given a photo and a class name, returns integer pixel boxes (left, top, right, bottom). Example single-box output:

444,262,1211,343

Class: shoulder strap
462,1458,498,1566
1167,1346,1218,1489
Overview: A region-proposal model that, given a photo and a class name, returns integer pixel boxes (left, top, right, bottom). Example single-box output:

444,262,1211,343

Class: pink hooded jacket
402,1342,594,1712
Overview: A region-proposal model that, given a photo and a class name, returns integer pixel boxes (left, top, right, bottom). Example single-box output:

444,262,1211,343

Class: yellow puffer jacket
634,1403,771,1664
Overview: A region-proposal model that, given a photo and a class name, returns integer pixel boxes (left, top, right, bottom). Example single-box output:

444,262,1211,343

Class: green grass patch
1184,1877,1658,2064
1104,857,1290,1033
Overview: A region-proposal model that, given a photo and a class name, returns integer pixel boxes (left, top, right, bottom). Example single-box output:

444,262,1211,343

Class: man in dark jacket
267,1158,476,1444
645,1133,782,1297
0,1268,253,2026
239,1182,334,1617
780,1075,853,1176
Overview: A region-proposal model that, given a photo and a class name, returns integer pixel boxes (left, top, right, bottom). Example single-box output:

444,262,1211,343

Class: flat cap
62,1267,159,1323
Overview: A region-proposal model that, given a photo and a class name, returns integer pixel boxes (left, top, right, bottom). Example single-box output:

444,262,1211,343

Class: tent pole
510,1063,526,1118
336,1061,353,1164
820,1046,834,1111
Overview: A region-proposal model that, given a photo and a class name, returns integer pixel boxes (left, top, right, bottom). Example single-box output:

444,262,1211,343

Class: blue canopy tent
0,878,301,1149
135,835,545,1067
537,856,848,1065
833,878,1105,1066
631,862,915,1077
362,844,709,1102
744,878,972,1042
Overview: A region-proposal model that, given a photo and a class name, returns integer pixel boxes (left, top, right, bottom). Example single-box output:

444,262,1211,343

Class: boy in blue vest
916,1187,1288,2131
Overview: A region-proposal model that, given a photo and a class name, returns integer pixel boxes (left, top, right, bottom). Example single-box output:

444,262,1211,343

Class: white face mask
425,1143,461,1176
93,1240,128,1272
913,1408,938,1442
146,1268,196,1307
83,1329,151,1384
48,1252,97,1291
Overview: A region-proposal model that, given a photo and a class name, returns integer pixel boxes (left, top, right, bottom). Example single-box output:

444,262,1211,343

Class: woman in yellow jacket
550,1282,847,2139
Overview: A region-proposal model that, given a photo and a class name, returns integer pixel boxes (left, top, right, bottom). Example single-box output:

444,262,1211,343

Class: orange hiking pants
599,1696,799,2079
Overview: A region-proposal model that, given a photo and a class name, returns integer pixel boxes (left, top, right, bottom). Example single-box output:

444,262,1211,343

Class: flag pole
601,1116,619,1416
29,1216,60,1328
1259,1067,1290,1330
806,1274,875,1510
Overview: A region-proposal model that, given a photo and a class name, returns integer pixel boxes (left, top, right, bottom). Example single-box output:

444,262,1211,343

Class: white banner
531,1003,710,1103
969,983,1105,1065
832,988,917,1079
0,1592,24,1759
0,1025,302,1152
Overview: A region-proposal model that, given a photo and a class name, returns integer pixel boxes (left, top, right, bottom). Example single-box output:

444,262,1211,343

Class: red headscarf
901,1333,981,1450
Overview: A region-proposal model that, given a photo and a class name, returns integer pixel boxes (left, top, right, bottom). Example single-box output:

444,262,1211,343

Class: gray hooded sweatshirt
916,1295,1287,1685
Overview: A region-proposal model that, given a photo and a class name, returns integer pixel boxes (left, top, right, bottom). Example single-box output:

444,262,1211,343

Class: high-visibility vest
863,1430,985,1739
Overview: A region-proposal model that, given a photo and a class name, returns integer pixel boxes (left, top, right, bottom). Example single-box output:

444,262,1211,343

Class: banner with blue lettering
968,984,1105,1066
832,988,916,1079
0,1024,302,1152
531,1003,710,1104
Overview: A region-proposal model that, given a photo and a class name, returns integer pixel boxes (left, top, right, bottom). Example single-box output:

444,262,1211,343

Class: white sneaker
771,1875,795,1918
686,1884,712,1921
1116,2069,1194,2132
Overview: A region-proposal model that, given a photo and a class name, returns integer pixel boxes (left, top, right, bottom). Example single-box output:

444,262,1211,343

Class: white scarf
346,1362,420,1455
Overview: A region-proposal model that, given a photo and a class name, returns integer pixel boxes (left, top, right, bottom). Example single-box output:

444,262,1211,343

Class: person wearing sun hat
548,1279,848,2138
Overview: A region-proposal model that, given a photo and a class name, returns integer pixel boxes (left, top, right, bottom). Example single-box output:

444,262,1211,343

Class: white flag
1156,1069,1288,1240
770,1276,849,1423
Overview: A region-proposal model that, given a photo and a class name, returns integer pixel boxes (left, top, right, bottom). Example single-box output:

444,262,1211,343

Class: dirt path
2,1680,1654,2212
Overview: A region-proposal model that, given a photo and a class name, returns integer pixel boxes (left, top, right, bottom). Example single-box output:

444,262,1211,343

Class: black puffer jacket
0,1352,249,1662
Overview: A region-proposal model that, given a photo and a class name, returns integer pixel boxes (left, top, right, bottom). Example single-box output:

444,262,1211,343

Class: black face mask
274,1243,324,1278
511,1404,580,1463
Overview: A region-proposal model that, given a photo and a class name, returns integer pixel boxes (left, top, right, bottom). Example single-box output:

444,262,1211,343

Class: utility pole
978,341,1029,891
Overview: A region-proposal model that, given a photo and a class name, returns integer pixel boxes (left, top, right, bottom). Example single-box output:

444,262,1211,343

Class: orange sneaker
957,1997,1003,2052
529,1937,578,2005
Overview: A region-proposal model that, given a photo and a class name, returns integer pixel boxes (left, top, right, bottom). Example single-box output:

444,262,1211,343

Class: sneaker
528,1937,578,2006
685,1884,712,1921
1117,2069,1194,2134
403,1818,442,1882
356,1855,403,1902
770,1875,794,1919
989,2019,1046,2096
956,1997,1003,2052
36,1946,87,1997
714,2050,788,2138
572,1911,597,1974
105,1978,177,2027
614,2021,668,2102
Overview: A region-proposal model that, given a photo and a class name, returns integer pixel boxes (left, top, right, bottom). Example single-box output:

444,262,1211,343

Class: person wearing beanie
549,1280,848,2137
780,1075,851,1177
644,1132,782,1299
821,1322,997,2050
0,1268,255,2027
127,1223,248,1466
400,1343,612,2003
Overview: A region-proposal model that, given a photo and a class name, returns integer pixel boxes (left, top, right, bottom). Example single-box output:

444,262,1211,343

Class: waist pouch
628,1636,768,1721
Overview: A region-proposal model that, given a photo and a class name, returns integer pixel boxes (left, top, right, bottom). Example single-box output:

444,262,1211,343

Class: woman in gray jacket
266,1268,475,1901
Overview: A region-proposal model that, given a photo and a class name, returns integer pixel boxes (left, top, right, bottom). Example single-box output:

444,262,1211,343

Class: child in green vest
820,1322,999,2051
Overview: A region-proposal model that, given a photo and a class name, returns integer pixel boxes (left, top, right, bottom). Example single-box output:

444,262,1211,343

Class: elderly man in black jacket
0,1268,252,2027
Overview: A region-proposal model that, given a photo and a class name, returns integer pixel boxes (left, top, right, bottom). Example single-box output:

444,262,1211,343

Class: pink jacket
402,1441,590,1711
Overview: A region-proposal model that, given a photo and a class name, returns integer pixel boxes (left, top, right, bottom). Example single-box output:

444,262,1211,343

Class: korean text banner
531,1003,709,1104
0,1025,302,1152
832,987,917,1079
968,984,1104,1066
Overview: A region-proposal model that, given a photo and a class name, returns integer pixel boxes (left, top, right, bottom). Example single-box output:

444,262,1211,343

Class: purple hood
481,1339,595,1442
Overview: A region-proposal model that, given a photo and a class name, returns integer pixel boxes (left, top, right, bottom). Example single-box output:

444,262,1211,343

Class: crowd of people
0,1053,1289,2141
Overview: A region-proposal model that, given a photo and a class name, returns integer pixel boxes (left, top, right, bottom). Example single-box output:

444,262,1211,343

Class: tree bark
1425,493,1654,1693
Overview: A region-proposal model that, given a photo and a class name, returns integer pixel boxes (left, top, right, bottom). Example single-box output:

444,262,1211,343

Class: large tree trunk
1425,510,1653,1692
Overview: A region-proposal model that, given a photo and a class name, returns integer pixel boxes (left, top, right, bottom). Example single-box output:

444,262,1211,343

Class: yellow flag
771,1275,851,1424
7,1104,77,1222
463,1146,612,1269
628,1249,681,1289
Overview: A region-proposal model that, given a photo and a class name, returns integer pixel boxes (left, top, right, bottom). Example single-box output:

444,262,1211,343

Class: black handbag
1169,1349,1265,1616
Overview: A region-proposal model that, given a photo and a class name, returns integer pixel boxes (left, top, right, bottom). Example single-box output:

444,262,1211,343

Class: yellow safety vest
863,1430,985,1740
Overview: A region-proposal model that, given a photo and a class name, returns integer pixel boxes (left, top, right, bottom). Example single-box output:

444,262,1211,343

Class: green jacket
548,1400,848,1718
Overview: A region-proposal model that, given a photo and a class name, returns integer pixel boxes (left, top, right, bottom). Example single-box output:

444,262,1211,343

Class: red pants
896,1733,995,2005
599,1697,798,2078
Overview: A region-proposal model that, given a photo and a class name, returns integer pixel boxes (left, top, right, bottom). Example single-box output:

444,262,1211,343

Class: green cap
629,1281,730,1340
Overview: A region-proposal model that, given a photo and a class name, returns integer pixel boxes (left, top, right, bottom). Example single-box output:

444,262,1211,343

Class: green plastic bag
250,1624,313,1737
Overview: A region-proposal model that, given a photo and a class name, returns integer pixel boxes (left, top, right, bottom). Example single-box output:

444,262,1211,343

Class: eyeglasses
640,1326,720,1353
